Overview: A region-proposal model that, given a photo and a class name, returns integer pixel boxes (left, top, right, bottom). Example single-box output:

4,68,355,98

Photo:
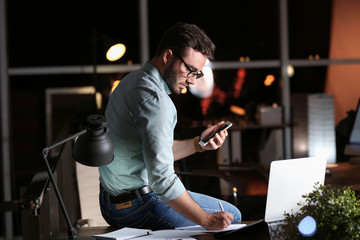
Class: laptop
214,157,327,239
345,98,360,156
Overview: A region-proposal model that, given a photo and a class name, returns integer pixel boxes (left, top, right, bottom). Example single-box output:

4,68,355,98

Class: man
99,22,241,230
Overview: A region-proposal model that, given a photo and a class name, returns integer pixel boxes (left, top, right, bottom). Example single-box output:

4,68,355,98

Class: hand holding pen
218,202,225,211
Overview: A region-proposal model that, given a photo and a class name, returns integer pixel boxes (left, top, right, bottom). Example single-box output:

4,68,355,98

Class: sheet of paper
93,227,151,240
93,223,246,239
175,223,247,232
136,229,203,239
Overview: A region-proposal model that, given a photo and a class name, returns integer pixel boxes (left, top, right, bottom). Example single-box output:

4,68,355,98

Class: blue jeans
99,187,241,230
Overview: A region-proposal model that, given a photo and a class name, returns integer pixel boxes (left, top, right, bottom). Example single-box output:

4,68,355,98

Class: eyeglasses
174,52,204,79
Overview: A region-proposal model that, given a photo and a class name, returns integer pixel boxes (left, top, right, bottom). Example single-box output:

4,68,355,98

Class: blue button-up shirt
99,62,186,202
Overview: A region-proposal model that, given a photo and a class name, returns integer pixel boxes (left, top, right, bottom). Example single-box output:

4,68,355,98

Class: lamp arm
42,129,86,239
44,129,87,154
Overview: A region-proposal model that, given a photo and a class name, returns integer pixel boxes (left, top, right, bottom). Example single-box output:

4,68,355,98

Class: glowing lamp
106,43,126,62
189,59,214,98
298,216,317,237
230,105,246,116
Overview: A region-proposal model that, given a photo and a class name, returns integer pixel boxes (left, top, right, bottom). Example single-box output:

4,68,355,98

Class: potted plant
280,183,360,239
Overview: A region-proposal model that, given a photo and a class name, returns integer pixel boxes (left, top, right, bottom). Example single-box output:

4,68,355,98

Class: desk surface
74,226,222,239
325,162,360,193
75,222,259,240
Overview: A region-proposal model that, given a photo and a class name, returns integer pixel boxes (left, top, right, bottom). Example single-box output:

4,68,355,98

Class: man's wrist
193,136,205,153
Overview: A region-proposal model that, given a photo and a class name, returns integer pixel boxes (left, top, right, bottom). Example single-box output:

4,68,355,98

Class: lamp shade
73,115,113,166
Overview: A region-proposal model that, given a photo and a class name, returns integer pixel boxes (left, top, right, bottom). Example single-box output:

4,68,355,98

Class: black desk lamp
42,114,113,239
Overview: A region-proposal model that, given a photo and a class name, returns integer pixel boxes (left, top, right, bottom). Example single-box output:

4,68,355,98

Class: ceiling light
106,43,126,61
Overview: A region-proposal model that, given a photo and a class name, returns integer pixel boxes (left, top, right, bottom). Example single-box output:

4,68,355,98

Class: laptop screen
264,157,327,222
349,98,360,145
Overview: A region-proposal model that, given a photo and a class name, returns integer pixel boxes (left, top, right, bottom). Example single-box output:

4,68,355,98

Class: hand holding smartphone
199,121,232,147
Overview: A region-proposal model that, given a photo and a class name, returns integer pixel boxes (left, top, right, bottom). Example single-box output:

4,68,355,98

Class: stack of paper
93,223,246,240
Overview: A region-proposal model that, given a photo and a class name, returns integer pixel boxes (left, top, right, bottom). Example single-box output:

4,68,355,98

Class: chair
75,162,109,227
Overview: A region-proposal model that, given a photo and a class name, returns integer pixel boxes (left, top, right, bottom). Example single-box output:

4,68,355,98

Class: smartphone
198,121,233,147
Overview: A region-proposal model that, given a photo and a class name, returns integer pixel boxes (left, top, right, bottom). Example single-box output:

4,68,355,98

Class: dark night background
5,0,332,207
1,0,333,235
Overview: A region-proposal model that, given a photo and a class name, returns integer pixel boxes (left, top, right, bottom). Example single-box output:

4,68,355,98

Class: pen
218,202,224,211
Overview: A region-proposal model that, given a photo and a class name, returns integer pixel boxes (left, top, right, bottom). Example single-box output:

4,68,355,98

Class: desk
68,163,360,239
74,221,261,240
325,162,360,194
75,227,215,239
74,226,220,239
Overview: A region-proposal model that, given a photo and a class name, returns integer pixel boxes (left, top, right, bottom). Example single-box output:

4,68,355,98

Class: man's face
163,49,207,95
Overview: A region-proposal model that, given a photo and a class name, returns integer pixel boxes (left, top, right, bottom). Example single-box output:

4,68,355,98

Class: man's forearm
172,139,197,161
166,190,233,230
166,190,208,226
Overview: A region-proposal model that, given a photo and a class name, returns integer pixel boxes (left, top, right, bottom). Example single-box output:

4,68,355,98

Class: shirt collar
143,62,171,95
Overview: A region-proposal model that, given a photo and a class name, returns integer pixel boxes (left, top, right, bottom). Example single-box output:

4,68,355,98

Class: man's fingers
220,212,233,228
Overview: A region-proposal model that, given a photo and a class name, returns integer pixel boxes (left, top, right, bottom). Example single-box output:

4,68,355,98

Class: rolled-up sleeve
136,89,185,202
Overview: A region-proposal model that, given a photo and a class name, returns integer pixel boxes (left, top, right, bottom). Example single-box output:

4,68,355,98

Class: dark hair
154,22,216,60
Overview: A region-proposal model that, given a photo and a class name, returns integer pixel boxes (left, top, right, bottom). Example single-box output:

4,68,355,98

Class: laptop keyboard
267,220,284,240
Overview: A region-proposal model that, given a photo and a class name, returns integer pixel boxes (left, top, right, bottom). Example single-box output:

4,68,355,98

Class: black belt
103,185,153,204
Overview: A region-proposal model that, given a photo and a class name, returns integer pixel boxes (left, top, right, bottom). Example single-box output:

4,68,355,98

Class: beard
163,61,183,94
